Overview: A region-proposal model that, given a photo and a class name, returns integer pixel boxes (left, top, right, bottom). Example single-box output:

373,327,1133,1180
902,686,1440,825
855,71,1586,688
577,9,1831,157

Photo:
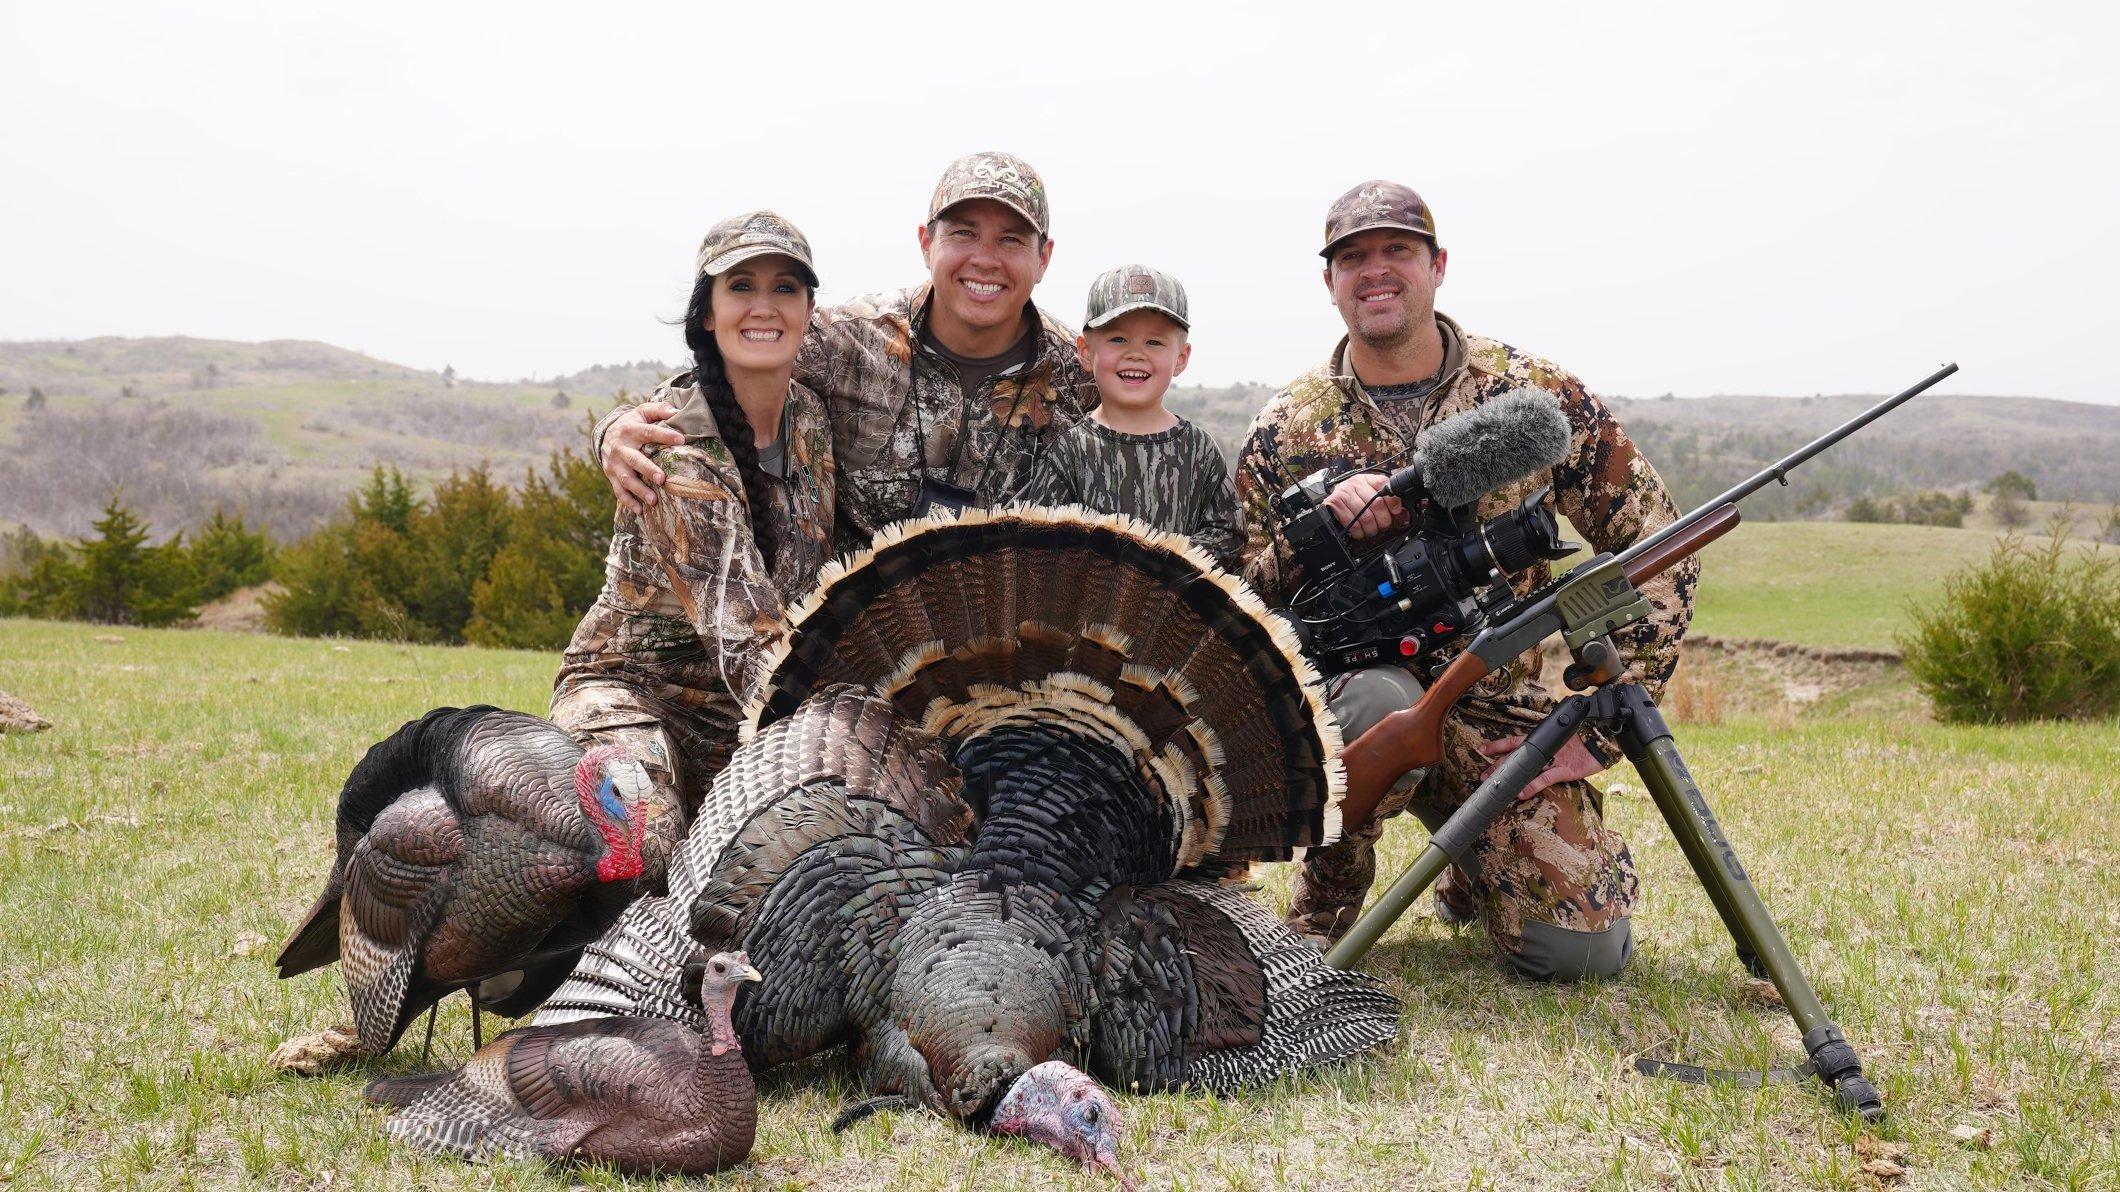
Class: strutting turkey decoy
274,706,654,1062
365,950,763,1174
533,507,1402,1181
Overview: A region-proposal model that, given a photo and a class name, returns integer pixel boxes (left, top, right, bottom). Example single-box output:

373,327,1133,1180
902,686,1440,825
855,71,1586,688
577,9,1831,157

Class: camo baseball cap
1083,264,1189,330
928,151,1051,236
1320,180,1438,258
695,210,819,287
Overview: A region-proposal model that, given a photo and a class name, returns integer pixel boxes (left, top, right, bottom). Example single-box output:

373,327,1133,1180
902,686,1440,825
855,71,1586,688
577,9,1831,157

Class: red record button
1399,637,1420,656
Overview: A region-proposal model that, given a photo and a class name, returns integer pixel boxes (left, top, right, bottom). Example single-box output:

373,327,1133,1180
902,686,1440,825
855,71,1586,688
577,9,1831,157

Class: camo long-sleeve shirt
556,373,835,736
1234,314,1697,763
797,285,1098,551
1015,416,1246,572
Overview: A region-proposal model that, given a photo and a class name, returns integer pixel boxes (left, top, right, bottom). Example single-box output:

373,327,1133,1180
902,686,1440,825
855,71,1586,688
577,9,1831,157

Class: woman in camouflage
549,212,836,890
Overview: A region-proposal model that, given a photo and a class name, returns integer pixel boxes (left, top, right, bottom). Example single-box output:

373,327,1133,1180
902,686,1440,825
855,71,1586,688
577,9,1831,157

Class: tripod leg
1615,685,1882,1120
471,994,483,1051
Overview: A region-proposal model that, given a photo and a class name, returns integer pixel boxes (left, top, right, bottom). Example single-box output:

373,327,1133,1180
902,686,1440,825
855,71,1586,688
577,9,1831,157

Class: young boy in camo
1016,264,1244,572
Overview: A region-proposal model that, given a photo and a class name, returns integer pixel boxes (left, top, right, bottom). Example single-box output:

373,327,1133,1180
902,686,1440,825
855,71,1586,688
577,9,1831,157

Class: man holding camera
1234,181,1699,981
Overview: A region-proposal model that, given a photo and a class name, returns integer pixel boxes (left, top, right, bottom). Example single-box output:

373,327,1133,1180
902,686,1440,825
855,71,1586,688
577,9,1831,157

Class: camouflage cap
1320,180,1438,258
1083,263,1189,331
695,210,819,287
928,151,1051,236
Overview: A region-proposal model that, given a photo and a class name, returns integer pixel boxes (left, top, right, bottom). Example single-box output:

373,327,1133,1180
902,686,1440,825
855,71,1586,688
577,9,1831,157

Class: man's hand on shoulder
1323,473,1409,541
602,402,685,514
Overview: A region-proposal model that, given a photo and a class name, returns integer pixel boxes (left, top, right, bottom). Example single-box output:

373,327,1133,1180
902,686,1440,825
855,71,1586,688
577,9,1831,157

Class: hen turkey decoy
275,706,653,1058
535,507,1401,1176
367,950,762,1174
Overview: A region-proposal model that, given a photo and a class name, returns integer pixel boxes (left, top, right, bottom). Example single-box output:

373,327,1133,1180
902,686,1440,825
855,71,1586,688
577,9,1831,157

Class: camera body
1275,463,1575,675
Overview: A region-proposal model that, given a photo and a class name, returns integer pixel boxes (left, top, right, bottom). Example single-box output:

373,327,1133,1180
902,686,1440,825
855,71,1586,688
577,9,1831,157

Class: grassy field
1686,519,2113,651
3,530,2118,1187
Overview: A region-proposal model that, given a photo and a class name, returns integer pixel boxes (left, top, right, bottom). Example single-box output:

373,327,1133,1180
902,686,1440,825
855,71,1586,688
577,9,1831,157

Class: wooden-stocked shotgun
1335,362,1961,832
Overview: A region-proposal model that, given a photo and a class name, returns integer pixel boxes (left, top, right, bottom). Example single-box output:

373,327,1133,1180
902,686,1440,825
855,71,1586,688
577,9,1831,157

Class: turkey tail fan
535,687,971,1038
744,506,1345,869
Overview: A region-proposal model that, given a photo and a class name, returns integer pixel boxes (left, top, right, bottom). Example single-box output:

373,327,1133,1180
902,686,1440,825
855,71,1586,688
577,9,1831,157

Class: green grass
4,617,2117,1188
1687,521,2062,650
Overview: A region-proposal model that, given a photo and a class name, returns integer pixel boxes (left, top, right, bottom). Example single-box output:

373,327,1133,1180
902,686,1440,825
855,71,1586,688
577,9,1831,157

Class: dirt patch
1538,635,1904,724
190,581,283,632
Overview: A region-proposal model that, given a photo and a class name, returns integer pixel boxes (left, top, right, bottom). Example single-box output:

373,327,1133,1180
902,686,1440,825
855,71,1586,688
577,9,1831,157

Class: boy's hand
603,403,685,513
1323,473,1409,541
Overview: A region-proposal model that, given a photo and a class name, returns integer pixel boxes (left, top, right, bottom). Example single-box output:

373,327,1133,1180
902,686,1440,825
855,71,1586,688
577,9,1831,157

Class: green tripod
1324,643,1883,1120
1318,365,1963,1121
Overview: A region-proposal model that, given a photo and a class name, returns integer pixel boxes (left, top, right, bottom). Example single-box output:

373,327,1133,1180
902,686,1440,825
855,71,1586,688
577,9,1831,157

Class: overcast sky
3,2,2112,403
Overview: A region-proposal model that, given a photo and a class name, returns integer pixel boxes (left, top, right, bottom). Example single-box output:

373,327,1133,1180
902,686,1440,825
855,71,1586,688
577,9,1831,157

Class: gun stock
1338,652,1490,830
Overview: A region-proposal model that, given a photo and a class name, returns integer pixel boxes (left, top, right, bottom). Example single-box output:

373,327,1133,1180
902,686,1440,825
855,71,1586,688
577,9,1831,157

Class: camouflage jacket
796,285,1097,551
1017,416,1246,572
557,373,835,727
1234,314,1698,762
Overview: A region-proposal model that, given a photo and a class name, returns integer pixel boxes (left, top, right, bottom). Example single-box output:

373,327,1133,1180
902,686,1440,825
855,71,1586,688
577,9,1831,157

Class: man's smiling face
1324,228,1447,351
919,199,1053,346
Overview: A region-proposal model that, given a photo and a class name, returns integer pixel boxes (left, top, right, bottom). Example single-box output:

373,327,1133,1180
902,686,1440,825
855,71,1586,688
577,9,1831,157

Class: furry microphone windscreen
1412,388,1574,509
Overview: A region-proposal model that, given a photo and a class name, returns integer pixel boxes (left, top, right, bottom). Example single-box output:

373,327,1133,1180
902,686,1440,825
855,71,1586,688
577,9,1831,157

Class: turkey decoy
366,950,762,1174
275,706,653,1060
535,508,1401,1178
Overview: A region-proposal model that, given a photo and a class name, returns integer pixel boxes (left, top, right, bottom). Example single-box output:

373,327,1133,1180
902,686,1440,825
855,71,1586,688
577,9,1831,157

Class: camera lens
1469,491,1572,577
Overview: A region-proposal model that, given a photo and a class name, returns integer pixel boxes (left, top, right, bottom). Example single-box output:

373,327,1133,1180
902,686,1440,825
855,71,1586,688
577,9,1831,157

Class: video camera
1271,389,1580,675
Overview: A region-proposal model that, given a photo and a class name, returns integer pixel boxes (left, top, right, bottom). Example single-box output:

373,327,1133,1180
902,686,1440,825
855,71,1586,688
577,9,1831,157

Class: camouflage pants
548,679,738,894
1291,669,1639,978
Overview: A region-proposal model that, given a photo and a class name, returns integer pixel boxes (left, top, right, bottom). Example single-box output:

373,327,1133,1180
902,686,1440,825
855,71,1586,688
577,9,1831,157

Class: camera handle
1323,665,1884,1121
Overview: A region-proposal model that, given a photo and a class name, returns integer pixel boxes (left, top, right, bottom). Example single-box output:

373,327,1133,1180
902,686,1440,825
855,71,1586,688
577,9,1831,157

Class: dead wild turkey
534,507,1401,1179
275,706,654,1059
366,950,762,1174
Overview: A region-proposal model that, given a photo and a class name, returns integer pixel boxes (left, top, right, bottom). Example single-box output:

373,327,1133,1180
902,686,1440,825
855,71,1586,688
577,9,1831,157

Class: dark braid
682,274,779,575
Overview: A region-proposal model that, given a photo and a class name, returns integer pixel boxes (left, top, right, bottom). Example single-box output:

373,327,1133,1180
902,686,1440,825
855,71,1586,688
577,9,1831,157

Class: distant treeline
2,446,615,650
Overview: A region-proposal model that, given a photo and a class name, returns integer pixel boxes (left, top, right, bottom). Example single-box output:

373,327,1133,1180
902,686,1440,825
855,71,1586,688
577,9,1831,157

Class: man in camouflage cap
1234,180,1699,982
596,151,1094,551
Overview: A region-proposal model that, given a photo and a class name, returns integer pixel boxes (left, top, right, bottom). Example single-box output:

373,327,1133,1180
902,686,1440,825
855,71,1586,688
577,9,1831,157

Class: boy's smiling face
1077,308,1190,418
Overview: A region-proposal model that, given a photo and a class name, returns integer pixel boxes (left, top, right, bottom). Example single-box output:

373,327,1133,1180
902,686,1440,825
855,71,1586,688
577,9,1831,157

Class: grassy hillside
0,337,659,542
3,619,2115,1188
8,335,2119,546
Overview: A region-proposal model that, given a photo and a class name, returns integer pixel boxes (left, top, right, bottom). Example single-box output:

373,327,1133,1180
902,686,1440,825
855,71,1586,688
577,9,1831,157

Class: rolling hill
3,336,2116,544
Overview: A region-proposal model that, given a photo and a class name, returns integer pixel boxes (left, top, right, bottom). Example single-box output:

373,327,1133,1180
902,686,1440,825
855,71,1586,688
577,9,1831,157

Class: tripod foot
1804,1025,1884,1121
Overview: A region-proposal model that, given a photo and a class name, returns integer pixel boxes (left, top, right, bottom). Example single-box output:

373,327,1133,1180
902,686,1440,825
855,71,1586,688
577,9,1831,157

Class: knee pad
1511,918,1634,982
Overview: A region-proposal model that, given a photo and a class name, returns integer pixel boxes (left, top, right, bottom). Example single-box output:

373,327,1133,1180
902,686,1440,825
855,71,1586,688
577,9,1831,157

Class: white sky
3,1,2113,402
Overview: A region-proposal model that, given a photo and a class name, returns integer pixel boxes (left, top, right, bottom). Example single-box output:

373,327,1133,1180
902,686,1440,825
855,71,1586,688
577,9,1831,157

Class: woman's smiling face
705,255,813,372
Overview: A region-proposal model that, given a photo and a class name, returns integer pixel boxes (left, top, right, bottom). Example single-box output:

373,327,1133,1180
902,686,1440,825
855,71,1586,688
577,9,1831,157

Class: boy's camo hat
1321,180,1438,258
1084,264,1189,331
928,151,1051,236
696,210,819,287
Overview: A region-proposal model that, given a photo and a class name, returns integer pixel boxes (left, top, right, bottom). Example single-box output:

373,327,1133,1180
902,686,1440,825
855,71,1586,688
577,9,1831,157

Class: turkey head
990,1061,1136,1191
575,744,650,884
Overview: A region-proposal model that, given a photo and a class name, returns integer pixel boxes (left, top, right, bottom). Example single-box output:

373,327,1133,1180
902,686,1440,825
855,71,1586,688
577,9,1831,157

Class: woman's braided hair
681,272,789,575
